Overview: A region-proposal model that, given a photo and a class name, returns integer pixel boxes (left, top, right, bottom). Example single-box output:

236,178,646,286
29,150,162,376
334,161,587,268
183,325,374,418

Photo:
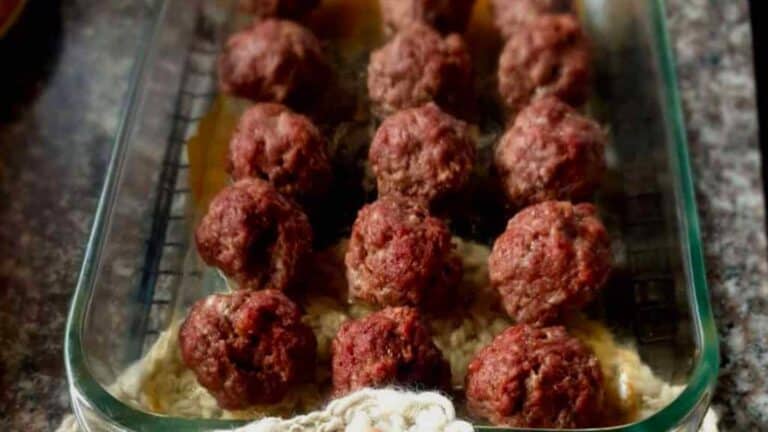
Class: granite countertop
0,0,764,431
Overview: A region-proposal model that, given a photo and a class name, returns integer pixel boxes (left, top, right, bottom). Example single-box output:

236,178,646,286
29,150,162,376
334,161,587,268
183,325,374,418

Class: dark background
750,0,767,229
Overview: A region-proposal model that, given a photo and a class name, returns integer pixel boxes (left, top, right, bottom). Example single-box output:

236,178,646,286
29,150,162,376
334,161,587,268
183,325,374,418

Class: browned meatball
179,290,317,409
495,96,606,208
238,0,320,18
345,196,461,309
491,0,573,39
488,201,611,325
367,23,473,118
331,306,451,395
378,0,476,34
195,178,312,291
228,103,332,203
218,19,328,105
370,103,475,205
497,14,591,114
466,324,603,428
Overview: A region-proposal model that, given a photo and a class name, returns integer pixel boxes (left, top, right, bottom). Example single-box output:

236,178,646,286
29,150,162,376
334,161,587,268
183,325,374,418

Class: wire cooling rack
133,3,233,355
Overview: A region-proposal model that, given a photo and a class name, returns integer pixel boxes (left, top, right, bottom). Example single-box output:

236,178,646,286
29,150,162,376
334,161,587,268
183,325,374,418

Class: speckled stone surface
0,0,764,431
665,1,767,430
0,1,148,430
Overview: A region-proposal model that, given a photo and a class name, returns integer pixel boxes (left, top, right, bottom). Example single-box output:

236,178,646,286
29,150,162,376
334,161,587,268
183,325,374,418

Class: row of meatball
239,0,571,37
197,173,610,325
220,93,606,224
220,0,591,120
180,289,604,428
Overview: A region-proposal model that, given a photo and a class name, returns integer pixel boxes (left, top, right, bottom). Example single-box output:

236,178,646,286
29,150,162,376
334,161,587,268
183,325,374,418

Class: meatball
179,290,317,409
367,23,473,118
488,201,611,325
228,103,332,203
491,0,573,39
494,96,606,208
218,19,328,105
465,324,603,428
370,103,475,205
331,306,451,395
497,14,591,114
345,196,461,309
238,0,319,18
195,178,312,291
378,0,476,34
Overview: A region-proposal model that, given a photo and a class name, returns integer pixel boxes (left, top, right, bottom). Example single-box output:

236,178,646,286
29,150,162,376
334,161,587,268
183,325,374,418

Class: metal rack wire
134,5,229,354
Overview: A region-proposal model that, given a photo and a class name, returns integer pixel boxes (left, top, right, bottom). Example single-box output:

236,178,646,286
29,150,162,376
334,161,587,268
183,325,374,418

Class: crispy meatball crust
491,0,573,39
218,19,328,105
465,324,604,428
345,196,461,309
488,201,611,325
228,103,332,203
370,103,476,205
497,14,591,114
238,0,320,18
195,178,312,291
378,0,476,34
367,23,473,118
494,96,606,208
179,290,317,409
331,306,451,395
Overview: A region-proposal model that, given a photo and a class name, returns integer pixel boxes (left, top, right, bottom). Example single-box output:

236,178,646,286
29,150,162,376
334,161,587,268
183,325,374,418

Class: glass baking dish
64,0,719,430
